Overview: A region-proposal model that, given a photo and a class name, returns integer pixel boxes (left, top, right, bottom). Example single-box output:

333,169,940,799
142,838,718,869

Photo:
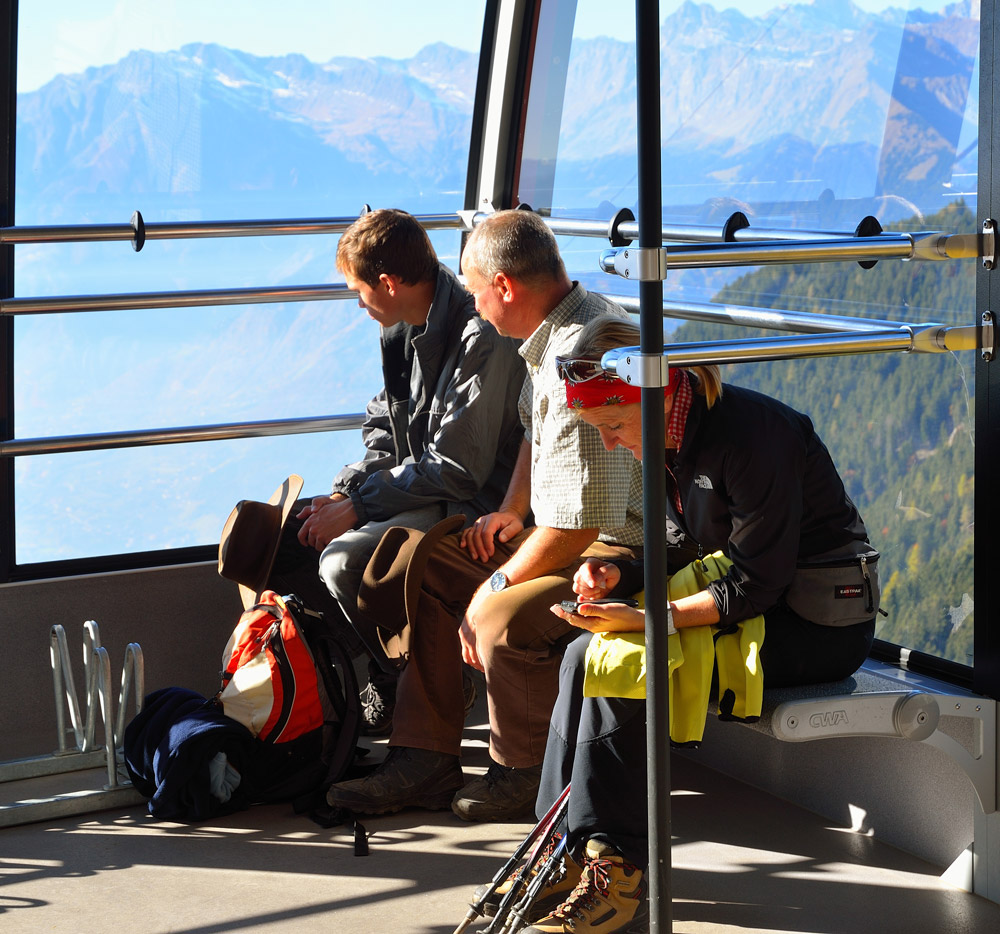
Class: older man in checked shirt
326,210,644,822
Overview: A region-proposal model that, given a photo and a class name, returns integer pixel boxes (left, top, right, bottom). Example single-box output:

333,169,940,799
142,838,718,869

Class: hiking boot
451,760,542,822
325,746,464,814
472,833,583,923
361,668,397,736
524,839,648,934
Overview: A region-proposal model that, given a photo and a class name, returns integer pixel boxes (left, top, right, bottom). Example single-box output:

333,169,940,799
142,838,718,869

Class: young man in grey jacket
268,209,526,732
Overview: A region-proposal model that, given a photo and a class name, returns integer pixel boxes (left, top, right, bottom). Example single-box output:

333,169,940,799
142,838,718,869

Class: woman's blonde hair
570,315,722,408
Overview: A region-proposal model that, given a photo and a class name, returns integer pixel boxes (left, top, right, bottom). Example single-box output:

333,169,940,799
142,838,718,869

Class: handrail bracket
982,312,995,362
983,218,997,270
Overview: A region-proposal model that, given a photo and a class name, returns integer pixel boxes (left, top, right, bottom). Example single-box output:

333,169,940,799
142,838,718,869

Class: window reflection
13,2,485,562
522,1,978,665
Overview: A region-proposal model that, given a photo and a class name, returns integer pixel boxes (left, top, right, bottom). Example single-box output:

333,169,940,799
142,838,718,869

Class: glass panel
13,1,485,562
525,0,978,666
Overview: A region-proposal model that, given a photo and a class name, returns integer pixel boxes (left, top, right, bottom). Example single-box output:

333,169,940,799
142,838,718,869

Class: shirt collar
518,282,586,369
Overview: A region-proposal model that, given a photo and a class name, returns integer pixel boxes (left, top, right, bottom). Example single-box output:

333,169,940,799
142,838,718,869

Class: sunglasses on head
554,355,607,384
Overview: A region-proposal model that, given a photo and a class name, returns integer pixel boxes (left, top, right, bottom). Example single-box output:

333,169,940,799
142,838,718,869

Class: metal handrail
469,209,989,256
612,296,908,334
0,282,911,323
0,211,465,246
0,203,949,252
603,330,909,376
0,314,980,460
0,212,981,463
1,207,984,261
599,228,984,275
600,322,980,379
0,413,366,458
0,282,919,327
524,213,892,244
1,282,357,316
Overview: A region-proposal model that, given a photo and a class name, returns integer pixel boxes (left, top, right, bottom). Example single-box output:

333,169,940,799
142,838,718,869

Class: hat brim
358,514,465,668
402,514,467,638
219,474,304,609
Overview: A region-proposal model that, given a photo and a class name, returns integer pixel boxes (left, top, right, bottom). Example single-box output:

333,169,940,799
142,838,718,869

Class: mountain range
15,1,980,228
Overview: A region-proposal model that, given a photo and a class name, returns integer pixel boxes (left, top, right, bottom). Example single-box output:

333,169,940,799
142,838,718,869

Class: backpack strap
312,628,363,787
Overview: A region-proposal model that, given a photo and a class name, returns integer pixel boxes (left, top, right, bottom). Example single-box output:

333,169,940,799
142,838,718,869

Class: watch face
490,570,509,592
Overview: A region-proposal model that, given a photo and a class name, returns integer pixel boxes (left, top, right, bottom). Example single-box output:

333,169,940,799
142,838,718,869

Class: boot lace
361,680,390,719
482,761,510,787
551,858,614,920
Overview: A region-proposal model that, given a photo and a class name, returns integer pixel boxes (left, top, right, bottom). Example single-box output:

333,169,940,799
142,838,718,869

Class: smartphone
559,597,639,612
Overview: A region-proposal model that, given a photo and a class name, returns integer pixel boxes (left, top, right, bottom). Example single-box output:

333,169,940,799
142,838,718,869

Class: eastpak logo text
835,584,864,599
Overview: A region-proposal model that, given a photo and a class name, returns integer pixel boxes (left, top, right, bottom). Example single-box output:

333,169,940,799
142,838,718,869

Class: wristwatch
489,570,510,592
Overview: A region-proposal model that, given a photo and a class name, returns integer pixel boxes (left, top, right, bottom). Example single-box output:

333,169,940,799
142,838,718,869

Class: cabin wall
0,563,242,762
1,561,984,885
683,717,978,876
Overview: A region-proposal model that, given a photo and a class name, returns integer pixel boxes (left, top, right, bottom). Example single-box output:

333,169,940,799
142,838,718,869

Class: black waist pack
784,541,880,627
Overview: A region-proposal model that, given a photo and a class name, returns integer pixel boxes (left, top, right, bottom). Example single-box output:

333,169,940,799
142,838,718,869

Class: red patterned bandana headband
564,365,684,409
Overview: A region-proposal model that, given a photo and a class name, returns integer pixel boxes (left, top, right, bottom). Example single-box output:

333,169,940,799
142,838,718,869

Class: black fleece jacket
617,384,867,626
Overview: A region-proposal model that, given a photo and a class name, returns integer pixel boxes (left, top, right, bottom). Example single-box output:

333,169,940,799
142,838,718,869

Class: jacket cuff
348,488,369,526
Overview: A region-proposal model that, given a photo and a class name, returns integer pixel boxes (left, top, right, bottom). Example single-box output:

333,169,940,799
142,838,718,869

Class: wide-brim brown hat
357,514,465,669
218,475,304,609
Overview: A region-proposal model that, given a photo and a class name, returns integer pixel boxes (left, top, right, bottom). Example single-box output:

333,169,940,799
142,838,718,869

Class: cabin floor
2,690,999,934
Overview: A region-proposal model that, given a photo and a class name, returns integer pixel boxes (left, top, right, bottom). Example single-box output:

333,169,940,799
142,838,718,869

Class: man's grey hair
463,210,567,284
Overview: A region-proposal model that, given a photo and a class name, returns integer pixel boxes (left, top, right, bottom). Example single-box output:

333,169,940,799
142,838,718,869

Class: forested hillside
670,202,976,664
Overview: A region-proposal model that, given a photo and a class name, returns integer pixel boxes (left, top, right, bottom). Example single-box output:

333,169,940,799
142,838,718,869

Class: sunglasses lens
556,356,604,383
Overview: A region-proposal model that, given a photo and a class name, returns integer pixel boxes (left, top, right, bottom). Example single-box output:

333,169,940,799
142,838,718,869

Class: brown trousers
391,530,640,768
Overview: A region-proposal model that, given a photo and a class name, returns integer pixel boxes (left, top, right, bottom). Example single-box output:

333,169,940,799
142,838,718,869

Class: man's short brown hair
336,209,439,287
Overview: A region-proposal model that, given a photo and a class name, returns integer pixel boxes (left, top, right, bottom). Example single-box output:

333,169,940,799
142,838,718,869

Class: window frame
0,0,495,582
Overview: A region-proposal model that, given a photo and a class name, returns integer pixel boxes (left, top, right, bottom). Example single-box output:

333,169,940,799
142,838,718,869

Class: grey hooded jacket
330,264,525,525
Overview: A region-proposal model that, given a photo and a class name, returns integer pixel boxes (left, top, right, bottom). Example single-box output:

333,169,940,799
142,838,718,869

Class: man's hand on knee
295,492,347,521
460,510,524,562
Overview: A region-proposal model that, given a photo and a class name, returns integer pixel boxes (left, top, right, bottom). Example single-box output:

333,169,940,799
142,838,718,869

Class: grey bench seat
744,665,937,742
707,658,997,814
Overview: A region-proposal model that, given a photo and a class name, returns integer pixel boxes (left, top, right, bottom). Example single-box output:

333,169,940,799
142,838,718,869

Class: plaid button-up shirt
517,284,644,547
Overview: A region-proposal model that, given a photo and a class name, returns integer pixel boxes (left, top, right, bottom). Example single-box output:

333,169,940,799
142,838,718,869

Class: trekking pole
452,783,571,934
498,831,571,934
484,789,571,934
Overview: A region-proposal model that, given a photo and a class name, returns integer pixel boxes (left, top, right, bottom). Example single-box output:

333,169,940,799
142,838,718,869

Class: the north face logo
694,474,713,490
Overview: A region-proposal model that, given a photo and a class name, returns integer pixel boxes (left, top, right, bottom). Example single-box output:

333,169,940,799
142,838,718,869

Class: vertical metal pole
0,1,17,584
635,1,671,931
975,0,1000,700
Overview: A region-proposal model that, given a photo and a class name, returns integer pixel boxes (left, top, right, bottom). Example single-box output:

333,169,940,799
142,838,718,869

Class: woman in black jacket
487,315,878,934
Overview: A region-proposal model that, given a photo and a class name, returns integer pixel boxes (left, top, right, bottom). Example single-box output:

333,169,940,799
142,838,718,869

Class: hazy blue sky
17,0,960,91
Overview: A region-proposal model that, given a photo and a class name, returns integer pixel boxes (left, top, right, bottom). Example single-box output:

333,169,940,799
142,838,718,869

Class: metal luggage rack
0,621,145,827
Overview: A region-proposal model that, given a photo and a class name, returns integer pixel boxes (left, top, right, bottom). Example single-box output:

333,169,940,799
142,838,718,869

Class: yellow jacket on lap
582,552,765,746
